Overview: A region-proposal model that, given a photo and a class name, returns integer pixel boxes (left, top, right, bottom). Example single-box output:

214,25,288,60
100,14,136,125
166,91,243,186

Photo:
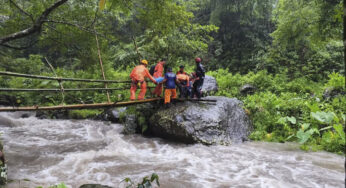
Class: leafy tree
267,0,344,79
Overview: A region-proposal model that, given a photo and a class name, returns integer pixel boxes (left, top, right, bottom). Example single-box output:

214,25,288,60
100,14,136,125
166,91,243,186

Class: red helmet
195,57,201,63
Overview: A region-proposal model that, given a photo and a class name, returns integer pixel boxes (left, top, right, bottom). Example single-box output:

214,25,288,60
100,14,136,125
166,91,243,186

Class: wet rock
323,87,345,100
122,114,137,134
240,84,256,95
201,75,218,96
20,113,31,118
35,110,69,119
0,142,6,185
121,103,158,134
149,96,252,145
79,184,113,188
106,107,127,123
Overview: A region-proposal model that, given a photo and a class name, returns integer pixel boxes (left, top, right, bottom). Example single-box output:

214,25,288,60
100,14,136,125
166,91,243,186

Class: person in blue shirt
163,67,178,104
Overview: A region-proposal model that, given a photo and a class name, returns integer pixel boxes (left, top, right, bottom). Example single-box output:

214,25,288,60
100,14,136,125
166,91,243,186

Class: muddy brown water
0,112,344,188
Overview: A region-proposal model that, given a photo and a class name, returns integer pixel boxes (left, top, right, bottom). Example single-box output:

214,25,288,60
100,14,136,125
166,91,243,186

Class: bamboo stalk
95,33,111,103
0,98,163,112
0,71,131,83
132,36,142,63
0,88,131,92
44,57,65,105
0,98,217,112
173,98,217,102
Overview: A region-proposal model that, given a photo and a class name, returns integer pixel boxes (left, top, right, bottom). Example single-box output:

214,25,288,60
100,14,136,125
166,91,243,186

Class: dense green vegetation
209,70,345,153
0,0,344,153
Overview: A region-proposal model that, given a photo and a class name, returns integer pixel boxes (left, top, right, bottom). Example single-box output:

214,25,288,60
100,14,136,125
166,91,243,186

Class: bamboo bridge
0,71,216,112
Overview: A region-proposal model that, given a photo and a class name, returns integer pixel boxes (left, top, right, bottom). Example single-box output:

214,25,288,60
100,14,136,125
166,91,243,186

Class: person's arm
200,64,206,78
186,76,190,87
130,67,136,80
163,73,167,83
175,76,180,86
145,68,157,84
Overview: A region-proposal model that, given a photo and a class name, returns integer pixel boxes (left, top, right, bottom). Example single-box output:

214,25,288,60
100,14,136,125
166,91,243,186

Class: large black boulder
148,96,252,145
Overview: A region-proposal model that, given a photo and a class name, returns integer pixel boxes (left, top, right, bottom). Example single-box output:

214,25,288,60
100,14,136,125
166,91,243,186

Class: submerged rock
149,96,252,145
201,75,218,96
96,107,127,123
36,110,69,119
123,114,137,134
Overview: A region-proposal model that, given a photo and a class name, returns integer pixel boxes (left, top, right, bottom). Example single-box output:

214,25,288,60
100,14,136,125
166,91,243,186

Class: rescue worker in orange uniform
130,60,157,100
152,60,166,97
177,72,190,98
163,67,178,105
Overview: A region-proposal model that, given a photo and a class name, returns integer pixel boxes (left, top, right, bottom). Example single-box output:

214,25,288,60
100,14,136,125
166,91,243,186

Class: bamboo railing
0,71,132,83
0,98,217,112
0,70,216,112
0,87,155,92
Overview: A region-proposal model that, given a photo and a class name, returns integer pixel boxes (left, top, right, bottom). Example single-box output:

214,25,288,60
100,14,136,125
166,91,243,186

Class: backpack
149,65,156,76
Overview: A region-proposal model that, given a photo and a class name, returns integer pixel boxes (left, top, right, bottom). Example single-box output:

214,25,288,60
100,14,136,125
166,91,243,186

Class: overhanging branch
43,20,106,37
0,0,68,45
0,40,38,50
9,0,34,22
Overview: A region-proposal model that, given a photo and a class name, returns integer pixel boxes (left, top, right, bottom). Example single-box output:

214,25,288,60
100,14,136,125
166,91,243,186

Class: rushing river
0,112,344,188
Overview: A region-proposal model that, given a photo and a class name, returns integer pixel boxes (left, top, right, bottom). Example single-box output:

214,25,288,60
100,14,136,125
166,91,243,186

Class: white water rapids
0,112,344,188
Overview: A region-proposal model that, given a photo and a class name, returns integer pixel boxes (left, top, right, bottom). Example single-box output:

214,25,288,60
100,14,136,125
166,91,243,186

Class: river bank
0,112,344,188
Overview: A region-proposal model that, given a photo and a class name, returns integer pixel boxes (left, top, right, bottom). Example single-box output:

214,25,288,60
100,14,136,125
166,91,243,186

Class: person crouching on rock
130,59,157,100
177,70,190,98
163,67,178,106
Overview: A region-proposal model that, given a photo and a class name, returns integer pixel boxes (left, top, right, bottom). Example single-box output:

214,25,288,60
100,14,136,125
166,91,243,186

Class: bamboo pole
95,33,111,103
173,98,217,103
44,57,65,105
0,98,217,112
0,88,134,92
0,71,131,83
0,98,163,112
132,36,142,63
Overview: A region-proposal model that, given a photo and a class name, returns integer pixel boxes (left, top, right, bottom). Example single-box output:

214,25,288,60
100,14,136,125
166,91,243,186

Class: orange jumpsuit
130,65,156,100
177,74,190,98
152,62,164,97
176,71,187,75
177,74,190,87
